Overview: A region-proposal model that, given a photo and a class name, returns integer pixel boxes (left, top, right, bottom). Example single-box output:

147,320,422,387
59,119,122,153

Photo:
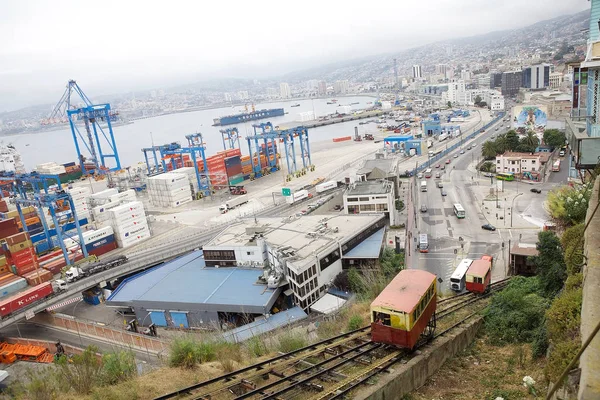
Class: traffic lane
547,159,569,184
0,322,159,365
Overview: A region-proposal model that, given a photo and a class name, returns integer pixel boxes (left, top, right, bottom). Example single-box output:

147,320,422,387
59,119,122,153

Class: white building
495,152,549,174
460,70,472,81
476,74,491,88
237,91,249,100
343,180,397,226
280,82,291,99
266,87,279,99
202,214,386,310
334,80,349,94
549,72,564,89
435,64,448,75
412,65,422,79
468,88,505,111
224,93,232,102
318,81,327,95
443,79,470,106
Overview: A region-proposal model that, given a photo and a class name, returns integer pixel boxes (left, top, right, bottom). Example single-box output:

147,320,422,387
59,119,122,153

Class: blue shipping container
30,218,88,244
85,235,115,251
0,277,28,299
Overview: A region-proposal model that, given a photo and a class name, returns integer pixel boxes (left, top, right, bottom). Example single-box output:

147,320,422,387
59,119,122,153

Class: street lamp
72,299,84,348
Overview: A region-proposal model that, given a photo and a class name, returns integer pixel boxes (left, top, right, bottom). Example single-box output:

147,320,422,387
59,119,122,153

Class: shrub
531,323,549,359
11,368,58,400
546,287,583,343
561,223,585,274
101,350,137,385
317,320,341,339
277,331,307,353
535,231,567,298
246,336,268,358
347,315,364,331
484,277,550,345
545,338,580,382
55,346,103,394
169,337,203,369
565,272,583,291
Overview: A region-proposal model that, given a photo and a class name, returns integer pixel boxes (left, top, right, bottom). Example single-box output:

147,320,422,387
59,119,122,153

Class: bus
450,259,474,291
552,160,561,172
496,172,515,181
418,234,429,253
453,203,466,219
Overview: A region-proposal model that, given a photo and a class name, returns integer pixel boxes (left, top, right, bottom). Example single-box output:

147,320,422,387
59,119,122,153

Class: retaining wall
355,317,483,400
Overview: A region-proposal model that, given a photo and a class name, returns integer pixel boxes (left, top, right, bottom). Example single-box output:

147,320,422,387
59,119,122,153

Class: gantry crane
49,80,121,176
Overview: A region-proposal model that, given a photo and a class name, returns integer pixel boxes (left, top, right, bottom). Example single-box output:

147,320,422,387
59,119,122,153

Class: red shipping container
23,269,53,286
6,232,30,246
43,262,64,275
0,200,8,213
0,282,53,318
9,247,35,264
88,241,118,258
0,219,17,228
0,227,20,240
38,250,63,264
15,263,36,276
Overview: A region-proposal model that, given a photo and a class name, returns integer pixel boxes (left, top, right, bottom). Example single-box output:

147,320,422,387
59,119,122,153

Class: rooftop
356,159,397,179
343,228,385,259
204,214,385,266
107,251,279,312
371,270,436,313
511,242,539,257
346,180,393,196
467,259,492,278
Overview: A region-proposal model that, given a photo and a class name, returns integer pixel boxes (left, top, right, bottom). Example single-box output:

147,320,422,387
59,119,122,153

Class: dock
277,109,386,130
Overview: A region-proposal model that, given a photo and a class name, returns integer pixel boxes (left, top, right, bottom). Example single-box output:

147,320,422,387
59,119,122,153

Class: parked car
441,165,446,170
435,172,441,178
446,159,451,164
420,204,428,213
530,188,542,194
334,204,342,210
460,149,465,154
466,145,472,150
453,154,459,158
484,172,495,178
417,172,423,179
482,224,496,231
437,181,444,188
435,164,441,168
441,189,447,196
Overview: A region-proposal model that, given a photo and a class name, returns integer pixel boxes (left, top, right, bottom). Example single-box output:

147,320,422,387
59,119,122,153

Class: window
360,204,376,212
203,250,236,261
320,249,341,271
359,197,369,202
531,160,536,164
246,251,254,256
497,160,500,164
347,197,358,202
348,205,359,214
376,204,388,212
532,167,536,171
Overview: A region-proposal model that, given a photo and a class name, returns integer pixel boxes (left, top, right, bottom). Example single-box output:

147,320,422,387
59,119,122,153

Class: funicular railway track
155,278,512,400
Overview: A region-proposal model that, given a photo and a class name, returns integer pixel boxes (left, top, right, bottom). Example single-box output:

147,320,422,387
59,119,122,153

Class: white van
420,181,427,192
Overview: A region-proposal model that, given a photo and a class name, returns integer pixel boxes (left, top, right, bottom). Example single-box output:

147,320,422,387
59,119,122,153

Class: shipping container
0,282,54,317
0,277,28,299
5,232,30,246
88,241,118,257
332,136,352,142
22,269,53,286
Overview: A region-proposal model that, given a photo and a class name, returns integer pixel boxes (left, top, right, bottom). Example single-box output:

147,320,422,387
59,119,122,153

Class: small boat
350,102,359,105
290,103,300,107
327,102,334,105
25,144,30,146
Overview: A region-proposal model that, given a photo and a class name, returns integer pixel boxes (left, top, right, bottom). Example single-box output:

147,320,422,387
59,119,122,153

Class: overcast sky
0,0,591,112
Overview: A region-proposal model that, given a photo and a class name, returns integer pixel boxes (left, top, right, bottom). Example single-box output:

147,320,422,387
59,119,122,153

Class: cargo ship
212,104,285,126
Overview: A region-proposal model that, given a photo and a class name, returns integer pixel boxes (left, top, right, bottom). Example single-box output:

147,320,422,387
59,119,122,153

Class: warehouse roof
107,251,279,312
221,306,307,343
343,228,385,259
204,214,384,266
356,159,397,179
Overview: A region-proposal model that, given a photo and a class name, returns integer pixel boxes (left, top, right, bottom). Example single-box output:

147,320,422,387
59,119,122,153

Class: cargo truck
65,255,128,283
0,280,68,319
315,181,337,193
286,189,313,205
426,139,433,148
218,195,249,214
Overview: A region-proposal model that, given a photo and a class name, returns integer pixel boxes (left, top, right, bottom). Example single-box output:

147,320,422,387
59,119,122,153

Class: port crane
48,80,121,177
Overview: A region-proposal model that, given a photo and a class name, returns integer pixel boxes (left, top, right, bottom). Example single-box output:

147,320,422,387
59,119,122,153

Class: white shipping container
108,190,136,203
112,214,146,226
92,201,121,217
108,201,145,217
114,224,150,241
113,220,149,235
90,188,119,199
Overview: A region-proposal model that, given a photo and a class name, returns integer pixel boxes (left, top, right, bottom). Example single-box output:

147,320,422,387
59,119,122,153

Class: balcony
566,116,600,169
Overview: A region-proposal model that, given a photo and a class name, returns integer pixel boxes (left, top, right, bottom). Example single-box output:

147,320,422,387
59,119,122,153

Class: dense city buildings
279,82,291,99
501,71,523,97
522,64,551,90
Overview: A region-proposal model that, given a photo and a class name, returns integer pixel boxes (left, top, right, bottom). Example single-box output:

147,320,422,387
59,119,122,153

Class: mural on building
512,105,548,132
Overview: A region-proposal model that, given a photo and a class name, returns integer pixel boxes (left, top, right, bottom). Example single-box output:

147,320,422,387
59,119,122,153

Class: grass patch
245,335,268,358
277,331,308,353
347,314,364,331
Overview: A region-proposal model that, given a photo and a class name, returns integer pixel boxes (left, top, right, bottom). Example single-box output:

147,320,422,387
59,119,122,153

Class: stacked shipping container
68,186,91,222
107,202,151,248
63,226,118,257
147,173,192,208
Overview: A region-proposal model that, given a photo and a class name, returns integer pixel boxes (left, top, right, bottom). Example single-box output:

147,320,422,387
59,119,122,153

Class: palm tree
523,131,539,150
482,141,497,160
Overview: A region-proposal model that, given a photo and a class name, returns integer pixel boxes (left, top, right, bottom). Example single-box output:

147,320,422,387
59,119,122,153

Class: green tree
516,131,540,153
379,248,404,279
484,277,549,344
535,231,567,298
482,140,498,160
347,267,364,293
474,95,482,105
543,129,566,148
479,161,495,172
505,130,520,151
447,101,452,108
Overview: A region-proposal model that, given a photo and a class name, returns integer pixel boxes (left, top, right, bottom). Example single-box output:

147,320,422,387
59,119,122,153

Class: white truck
420,181,428,192
315,181,337,193
438,132,448,142
426,139,433,148
286,189,313,205
219,195,249,214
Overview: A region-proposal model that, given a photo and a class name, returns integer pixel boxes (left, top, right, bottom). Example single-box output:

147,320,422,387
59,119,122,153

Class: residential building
306,80,319,90
224,93,232,102
510,242,539,276
237,91,249,100
202,214,386,311
435,64,448,75
476,74,491,88
444,79,470,106
495,152,551,178
460,70,472,81
266,87,279,99
522,64,551,90
412,65,422,79
549,72,564,89
280,82,291,99
334,80,349,95
343,180,398,226
490,72,503,89
501,71,523,97
318,81,327,96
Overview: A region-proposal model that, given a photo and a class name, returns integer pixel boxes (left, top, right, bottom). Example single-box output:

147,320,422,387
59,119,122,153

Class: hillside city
0,10,588,134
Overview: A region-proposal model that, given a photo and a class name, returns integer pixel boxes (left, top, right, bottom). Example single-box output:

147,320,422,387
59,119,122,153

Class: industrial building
343,180,398,226
107,251,282,328
202,214,386,311
355,157,400,196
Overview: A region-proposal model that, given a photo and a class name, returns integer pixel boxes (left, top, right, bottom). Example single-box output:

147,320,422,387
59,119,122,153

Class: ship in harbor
212,104,285,126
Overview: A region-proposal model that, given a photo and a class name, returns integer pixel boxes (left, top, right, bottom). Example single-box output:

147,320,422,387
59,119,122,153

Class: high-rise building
237,91,249,100
501,71,522,97
306,80,319,90
444,80,469,105
334,80,349,94
490,72,503,89
435,64,448,75
318,81,327,96
549,72,564,89
224,93,232,102
412,65,422,79
460,70,472,81
280,82,291,99
476,74,490,88
522,64,551,90
266,87,278,98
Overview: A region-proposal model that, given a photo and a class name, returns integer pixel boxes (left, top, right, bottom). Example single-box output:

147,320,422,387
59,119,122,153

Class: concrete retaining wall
355,317,483,400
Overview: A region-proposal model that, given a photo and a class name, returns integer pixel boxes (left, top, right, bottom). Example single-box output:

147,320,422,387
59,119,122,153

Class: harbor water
10,96,378,171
